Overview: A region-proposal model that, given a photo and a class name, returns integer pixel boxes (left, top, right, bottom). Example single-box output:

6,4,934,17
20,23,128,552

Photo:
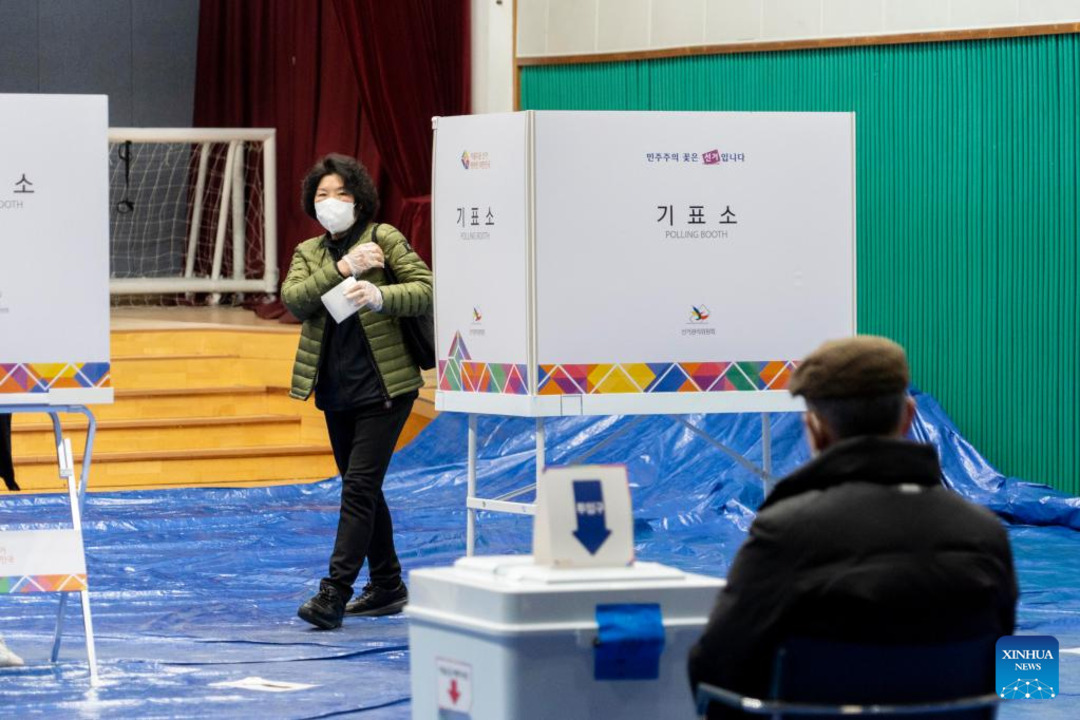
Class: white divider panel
433,111,855,416
533,111,854,415
433,113,532,415
0,94,112,406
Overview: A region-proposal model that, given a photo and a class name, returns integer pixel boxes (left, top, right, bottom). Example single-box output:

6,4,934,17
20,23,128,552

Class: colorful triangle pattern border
437,332,796,396
438,332,528,395
0,362,111,394
537,360,797,394
0,574,88,594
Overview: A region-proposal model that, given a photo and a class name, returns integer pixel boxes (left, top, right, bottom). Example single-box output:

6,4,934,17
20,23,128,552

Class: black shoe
345,581,408,616
297,583,348,629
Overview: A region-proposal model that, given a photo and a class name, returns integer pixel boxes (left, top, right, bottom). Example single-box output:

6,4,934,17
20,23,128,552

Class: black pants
0,414,16,491
322,393,414,597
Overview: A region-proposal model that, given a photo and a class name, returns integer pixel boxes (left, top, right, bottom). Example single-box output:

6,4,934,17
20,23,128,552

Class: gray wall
0,0,200,127
0,0,201,278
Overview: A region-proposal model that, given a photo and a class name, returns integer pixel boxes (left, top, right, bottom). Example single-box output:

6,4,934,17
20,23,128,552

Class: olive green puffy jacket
281,222,432,401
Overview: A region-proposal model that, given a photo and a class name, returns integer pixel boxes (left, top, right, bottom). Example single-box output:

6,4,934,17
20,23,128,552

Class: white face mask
315,197,356,234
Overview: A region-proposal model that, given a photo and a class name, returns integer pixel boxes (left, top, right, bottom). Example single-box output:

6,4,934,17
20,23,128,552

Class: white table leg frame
2,404,100,686
463,414,775,557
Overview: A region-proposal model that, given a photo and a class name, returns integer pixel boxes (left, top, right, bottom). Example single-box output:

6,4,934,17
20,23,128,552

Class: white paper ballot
209,676,317,693
321,276,360,323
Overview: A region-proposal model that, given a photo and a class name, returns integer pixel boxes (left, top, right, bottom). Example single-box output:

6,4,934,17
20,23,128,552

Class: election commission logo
996,635,1058,700
460,150,490,170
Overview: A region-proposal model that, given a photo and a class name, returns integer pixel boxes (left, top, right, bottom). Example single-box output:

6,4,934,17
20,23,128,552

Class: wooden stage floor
8,306,437,493
111,306,438,404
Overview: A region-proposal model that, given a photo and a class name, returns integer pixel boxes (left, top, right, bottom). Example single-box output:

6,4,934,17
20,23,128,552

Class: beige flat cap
789,335,910,399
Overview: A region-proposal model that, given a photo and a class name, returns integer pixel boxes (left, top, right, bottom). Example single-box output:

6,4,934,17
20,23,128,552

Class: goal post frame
106,127,279,298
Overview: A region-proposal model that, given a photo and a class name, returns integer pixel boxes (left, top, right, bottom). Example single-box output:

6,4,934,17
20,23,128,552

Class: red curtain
194,1,364,313
194,0,469,316
330,0,471,262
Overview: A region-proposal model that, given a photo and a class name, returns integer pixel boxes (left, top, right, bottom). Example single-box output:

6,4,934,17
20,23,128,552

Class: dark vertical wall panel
520,34,1080,494
38,0,133,126
132,0,198,126
0,0,198,127
0,0,40,93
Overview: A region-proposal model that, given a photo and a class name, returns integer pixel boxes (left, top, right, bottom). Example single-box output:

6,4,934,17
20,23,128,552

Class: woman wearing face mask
282,153,432,629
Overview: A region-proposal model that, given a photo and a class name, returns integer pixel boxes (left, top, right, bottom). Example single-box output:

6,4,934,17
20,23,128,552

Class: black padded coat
688,436,1018,717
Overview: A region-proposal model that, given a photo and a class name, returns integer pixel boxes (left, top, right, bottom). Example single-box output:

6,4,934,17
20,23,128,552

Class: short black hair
806,392,907,439
300,153,379,230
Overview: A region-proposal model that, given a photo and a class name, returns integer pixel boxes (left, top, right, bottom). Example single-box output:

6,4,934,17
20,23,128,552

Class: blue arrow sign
572,480,612,555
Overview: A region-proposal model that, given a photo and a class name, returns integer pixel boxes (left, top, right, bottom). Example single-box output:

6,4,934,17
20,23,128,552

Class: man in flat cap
688,336,1017,717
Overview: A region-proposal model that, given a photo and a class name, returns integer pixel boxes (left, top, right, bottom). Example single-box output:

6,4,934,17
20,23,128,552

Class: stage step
91,386,282,420
110,329,299,359
11,414,303,454
14,444,340,492
110,354,294,390
9,321,437,493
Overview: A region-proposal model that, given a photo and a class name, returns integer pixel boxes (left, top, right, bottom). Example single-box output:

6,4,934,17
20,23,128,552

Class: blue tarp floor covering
0,388,1078,718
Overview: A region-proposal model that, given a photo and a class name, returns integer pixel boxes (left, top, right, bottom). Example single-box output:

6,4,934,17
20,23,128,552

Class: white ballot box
408,555,724,719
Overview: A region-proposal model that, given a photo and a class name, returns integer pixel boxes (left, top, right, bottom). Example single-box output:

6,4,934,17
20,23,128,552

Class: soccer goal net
108,128,278,302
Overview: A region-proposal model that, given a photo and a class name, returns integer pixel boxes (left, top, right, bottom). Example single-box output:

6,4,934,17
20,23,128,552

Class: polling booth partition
430,110,857,553
0,94,114,685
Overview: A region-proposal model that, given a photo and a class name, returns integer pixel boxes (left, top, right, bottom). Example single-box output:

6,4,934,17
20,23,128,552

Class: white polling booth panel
432,112,532,415
0,94,108,683
0,94,112,406
433,111,854,416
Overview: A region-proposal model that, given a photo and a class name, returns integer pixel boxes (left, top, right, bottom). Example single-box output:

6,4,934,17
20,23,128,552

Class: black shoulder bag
372,224,436,370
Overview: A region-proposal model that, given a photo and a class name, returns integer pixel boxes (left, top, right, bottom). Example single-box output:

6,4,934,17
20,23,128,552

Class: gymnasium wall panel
520,33,1080,494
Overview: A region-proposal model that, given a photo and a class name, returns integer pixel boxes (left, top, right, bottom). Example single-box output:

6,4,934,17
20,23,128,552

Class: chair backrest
770,636,998,720
695,636,1001,719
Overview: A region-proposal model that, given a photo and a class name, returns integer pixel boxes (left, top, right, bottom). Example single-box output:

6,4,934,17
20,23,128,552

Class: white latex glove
344,280,384,311
342,243,384,277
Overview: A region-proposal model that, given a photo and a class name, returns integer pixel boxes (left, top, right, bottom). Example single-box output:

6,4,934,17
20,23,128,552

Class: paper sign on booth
0,530,88,593
533,465,634,568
